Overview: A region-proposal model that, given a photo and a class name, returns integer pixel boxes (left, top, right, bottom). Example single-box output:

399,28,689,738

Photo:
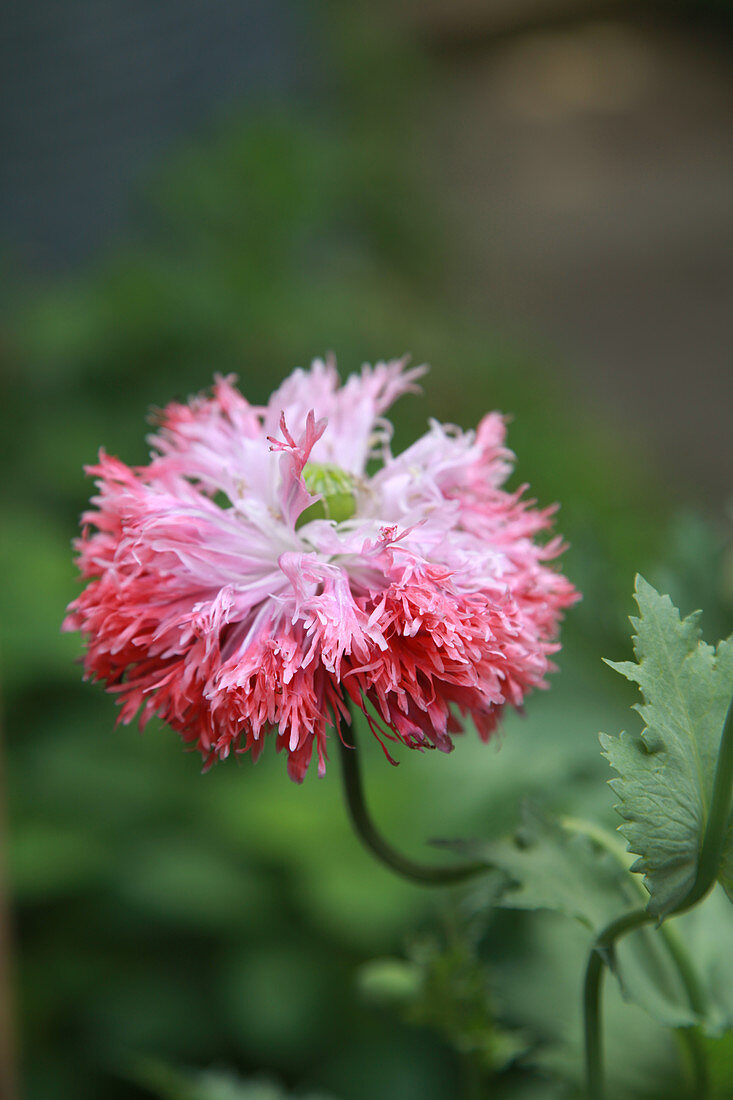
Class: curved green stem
584,947,607,1100
677,1027,709,1098
584,907,710,1099
584,691,733,1099
561,815,707,1090
660,922,706,1018
584,909,671,1099
336,717,486,886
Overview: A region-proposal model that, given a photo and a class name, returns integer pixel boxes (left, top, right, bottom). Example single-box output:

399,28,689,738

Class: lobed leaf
447,808,701,1030
601,575,733,918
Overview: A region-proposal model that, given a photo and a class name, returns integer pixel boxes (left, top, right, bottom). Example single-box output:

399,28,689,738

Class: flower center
299,462,357,525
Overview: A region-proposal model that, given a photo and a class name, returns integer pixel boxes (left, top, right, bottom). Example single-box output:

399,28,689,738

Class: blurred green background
1,4,732,1099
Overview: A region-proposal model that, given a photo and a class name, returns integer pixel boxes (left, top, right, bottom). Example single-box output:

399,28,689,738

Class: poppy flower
64,357,578,781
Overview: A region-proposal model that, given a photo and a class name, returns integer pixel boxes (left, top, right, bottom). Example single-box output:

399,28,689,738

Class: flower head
64,357,579,781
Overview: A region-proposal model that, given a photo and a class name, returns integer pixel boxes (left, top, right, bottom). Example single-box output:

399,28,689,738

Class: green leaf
458,808,640,932
358,935,528,1075
452,807,699,1030
601,575,733,917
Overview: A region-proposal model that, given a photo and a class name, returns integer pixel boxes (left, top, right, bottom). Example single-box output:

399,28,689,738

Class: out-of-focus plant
359,929,529,1095
57,341,733,1100
134,1061,338,1100
4,11,732,1100
358,579,733,1099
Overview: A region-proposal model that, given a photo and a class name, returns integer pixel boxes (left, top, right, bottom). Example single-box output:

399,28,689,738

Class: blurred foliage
359,927,528,1087
133,1061,337,1100
1,6,732,1100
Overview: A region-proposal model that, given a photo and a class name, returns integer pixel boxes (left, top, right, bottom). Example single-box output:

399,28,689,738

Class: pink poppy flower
64,358,579,781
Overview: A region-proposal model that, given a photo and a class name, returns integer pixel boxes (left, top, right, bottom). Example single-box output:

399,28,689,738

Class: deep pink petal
64,359,579,780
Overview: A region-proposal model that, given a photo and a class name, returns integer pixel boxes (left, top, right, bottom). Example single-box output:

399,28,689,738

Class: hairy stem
677,1027,709,1098
583,908,707,1100
336,716,486,886
584,947,607,1100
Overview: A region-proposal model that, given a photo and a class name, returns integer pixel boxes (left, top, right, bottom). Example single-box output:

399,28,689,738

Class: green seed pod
298,462,357,526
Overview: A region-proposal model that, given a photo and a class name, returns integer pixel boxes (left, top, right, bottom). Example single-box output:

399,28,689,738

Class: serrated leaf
458,807,639,931
447,807,701,1030
601,575,733,917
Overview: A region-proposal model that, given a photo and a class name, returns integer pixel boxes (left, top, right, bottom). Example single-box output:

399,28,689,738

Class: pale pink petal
64,358,578,781
265,354,425,473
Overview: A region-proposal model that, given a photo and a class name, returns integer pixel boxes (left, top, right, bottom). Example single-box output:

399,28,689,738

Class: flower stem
584,946,607,1100
461,1051,484,1100
584,691,733,1099
336,718,487,886
584,907,661,1100
677,1027,709,1098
